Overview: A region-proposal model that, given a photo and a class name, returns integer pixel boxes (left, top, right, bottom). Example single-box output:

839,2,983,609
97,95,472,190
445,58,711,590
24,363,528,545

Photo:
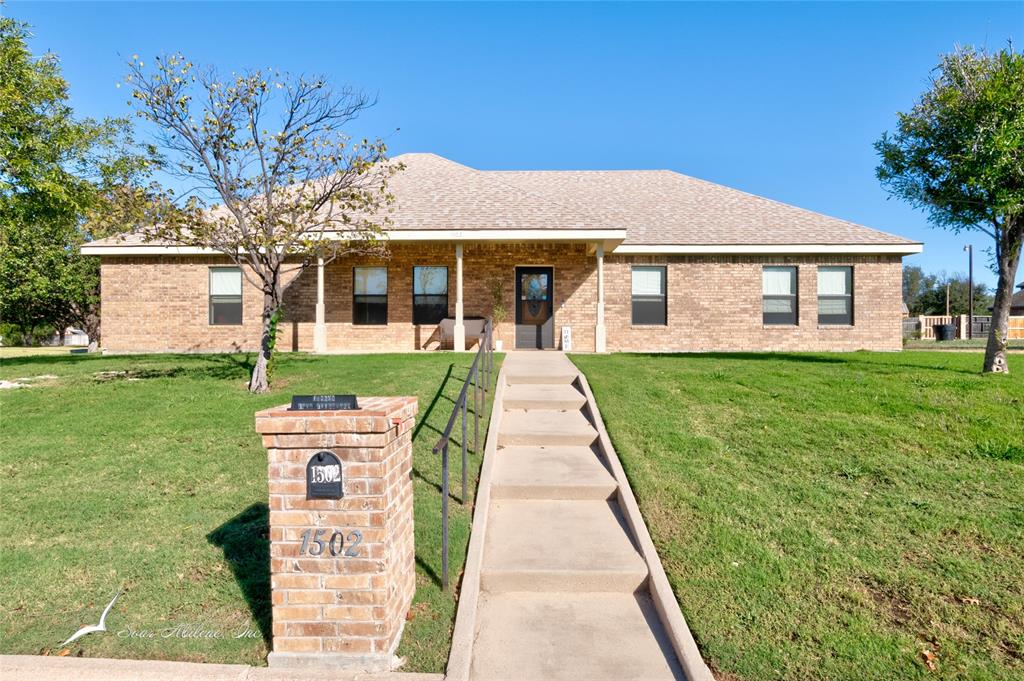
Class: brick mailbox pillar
255,396,417,670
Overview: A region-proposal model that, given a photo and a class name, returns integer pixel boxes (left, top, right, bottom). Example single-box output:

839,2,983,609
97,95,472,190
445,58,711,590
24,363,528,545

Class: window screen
631,266,667,325
818,266,853,325
209,267,242,325
763,266,798,325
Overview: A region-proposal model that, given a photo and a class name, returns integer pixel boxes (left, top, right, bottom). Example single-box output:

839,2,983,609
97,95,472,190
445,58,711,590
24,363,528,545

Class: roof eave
612,243,924,255
80,228,629,256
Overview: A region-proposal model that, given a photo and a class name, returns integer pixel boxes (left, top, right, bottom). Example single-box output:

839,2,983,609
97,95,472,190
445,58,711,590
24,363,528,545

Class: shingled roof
84,152,920,252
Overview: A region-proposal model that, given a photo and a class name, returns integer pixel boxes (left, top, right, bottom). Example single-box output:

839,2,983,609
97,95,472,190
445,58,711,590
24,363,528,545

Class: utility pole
964,244,974,339
945,284,950,317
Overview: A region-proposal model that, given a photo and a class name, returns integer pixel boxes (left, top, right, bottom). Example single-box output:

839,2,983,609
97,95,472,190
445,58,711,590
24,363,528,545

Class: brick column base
255,396,417,671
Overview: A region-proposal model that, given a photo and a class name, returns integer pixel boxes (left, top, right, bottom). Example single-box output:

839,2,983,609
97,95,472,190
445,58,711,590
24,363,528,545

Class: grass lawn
903,339,1024,351
0,346,84,358
0,350,500,671
572,351,1023,681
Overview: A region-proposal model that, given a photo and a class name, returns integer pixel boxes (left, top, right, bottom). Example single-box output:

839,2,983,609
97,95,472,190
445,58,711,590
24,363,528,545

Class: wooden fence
907,315,1024,340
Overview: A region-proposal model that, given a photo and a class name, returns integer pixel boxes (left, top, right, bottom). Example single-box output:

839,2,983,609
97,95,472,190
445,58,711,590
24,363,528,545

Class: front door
515,267,554,349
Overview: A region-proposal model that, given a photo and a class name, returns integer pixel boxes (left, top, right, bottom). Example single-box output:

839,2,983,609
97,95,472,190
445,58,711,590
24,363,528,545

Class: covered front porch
287,238,618,354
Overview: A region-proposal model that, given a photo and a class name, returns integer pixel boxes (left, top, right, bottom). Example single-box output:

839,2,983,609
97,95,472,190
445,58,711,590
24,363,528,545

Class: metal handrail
432,320,495,591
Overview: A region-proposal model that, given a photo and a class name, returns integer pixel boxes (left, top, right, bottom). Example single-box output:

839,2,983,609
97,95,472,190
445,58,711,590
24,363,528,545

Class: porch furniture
439,317,486,349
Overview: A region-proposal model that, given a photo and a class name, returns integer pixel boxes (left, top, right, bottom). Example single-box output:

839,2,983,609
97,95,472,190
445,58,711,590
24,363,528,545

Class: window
209,267,242,325
818,266,853,325
763,266,798,325
412,266,448,325
353,267,388,325
631,266,667,325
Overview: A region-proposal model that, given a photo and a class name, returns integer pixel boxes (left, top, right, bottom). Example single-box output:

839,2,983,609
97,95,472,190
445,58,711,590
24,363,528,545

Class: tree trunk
984,234,1021,374
248,293,276,393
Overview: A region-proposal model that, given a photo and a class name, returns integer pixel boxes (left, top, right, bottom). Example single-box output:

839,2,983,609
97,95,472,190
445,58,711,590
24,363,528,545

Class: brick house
82,153,922,353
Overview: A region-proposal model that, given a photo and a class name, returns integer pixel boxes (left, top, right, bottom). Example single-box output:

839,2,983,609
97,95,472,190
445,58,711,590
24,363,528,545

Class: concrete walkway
461,352,702,681
0,655,442,681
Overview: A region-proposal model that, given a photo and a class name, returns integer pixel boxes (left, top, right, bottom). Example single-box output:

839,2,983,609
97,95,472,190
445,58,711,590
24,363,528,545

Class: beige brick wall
100,246,902,353
603,254,903,352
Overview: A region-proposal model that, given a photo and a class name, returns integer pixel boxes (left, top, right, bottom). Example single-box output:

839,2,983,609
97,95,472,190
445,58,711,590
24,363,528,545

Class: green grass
0,346,83,358
903,339,1024,351
571,351,1023,681
0,350,500,671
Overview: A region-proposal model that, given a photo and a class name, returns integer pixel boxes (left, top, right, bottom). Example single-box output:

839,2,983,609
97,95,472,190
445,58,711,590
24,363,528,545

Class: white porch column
595,243,607,352
454,244,465,352
313,256,327,353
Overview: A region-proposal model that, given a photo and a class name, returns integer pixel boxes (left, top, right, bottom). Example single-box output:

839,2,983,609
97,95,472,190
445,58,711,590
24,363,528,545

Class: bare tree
125,54,399,391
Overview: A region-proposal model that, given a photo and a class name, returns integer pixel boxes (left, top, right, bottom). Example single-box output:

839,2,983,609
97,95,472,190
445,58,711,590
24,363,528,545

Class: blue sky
8,1,1022,288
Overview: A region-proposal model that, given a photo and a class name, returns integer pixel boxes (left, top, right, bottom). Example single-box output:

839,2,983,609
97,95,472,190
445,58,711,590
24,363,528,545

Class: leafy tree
902,264,938,315
877,45,1023,373
0,17,148,345
125,54,399,393
908,270,993,316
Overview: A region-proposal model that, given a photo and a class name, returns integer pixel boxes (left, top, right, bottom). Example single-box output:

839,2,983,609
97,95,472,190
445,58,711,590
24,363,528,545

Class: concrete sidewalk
0,655,442,681
451,351,710,681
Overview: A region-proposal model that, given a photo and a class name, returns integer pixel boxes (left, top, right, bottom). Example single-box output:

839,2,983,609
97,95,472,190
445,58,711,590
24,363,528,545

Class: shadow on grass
1,350,317,380
0,352,111,368
192,352,257,379
412,362,457,496
207,503,271,645
412,363,454,445
415,555,443,589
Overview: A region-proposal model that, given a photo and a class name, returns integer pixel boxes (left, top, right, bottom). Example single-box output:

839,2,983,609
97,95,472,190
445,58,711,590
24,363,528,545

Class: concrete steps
504,366,579,385
481,499,648,592
498,409,597,447
503,383,587,410
465,351,686,681
491,446,617,500
471,591,684,681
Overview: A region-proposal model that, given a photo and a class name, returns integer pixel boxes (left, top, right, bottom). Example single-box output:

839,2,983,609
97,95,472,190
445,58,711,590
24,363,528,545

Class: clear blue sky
8,1,1023,288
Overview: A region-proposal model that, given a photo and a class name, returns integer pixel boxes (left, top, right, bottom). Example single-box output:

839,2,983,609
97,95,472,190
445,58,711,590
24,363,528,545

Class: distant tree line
902,264,994,316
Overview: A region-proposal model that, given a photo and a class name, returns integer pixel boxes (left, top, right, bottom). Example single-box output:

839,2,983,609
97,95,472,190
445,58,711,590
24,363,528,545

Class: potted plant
489,278,507,351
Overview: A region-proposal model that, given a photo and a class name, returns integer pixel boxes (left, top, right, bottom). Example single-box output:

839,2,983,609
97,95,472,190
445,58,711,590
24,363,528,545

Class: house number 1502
299,528,362,557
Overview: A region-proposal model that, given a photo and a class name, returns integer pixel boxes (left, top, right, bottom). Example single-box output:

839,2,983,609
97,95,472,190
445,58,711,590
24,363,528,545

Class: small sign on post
289,394,359,411
561,325,573,352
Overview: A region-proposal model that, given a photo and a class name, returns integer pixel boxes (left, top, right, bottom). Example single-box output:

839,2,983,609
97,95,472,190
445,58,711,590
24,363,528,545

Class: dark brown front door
515,267,554,349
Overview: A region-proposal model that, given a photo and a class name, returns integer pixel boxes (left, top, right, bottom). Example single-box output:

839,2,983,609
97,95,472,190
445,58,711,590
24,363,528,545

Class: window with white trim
631,266,667,325
209,267,242,325
763,266,798,325
818,266,853,325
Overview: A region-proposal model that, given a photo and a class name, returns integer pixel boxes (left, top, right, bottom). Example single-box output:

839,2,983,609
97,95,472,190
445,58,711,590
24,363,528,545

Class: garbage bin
933,323,957,341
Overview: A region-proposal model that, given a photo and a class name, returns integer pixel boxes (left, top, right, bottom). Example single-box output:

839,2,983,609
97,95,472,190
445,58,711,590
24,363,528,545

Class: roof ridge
487,169,666,174
653,168,920,245
490,165,916,244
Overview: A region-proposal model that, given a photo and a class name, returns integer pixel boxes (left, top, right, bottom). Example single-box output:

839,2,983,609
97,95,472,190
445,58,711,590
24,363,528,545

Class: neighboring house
81,153,922,354
1012,282,1024,316
44,327,89,347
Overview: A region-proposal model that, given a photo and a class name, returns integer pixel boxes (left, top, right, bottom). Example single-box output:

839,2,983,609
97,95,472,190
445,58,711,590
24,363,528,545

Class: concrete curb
0,655,444,681
444,362,509,681
574,369,716,681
